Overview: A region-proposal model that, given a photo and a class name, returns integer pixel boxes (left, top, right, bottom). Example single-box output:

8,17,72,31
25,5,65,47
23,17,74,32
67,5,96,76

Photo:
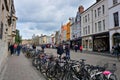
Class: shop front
70,37,82,49
93,32,109,52
82,36,93,51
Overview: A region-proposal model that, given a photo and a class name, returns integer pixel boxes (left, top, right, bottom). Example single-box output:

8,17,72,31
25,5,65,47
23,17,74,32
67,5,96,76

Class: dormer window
113,0,118,5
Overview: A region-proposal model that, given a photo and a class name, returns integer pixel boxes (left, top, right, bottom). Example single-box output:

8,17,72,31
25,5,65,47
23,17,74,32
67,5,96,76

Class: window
97,7,101,16
83,27,85,35
113,12,119,27
85,15,87,22
89,40,92,49
86,27,88,34
0,22,3,39
88,25,90,34
83,17,85,23
113,0,118,5
98,21,102,31
88,14,90,22
102,5,105,14
103,20,105,30
95,23,97,32
95,10,97,18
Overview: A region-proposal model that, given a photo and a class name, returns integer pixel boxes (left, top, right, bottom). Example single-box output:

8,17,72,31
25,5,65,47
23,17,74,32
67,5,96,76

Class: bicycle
89,62,118,80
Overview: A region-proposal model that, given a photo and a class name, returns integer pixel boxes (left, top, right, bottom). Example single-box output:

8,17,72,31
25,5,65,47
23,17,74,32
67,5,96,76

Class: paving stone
2,53,46,80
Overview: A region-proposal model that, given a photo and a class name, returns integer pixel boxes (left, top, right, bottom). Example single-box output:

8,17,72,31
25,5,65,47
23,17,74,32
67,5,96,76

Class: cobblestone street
1,53,46,80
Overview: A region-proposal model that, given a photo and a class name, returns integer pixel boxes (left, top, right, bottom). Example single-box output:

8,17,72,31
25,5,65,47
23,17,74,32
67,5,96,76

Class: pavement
0,53,46,80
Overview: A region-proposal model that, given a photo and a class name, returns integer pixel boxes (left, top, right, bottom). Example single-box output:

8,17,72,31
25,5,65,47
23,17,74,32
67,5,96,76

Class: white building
108,0,120,50
81,0,109,51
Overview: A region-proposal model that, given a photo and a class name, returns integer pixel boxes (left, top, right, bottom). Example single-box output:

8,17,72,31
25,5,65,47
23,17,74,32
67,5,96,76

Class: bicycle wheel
109,74,118,80
117,54,120,61
46,66,56,78
62,72,77,80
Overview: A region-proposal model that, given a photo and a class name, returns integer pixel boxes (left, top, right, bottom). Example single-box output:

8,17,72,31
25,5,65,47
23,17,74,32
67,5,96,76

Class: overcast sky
14,0,96,39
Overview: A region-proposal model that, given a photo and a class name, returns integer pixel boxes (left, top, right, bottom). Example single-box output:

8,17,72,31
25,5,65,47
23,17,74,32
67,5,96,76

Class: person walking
74,44,78,52
41,44,45,52
16,44,22,56
9,44,14,56
114,44,120,61
13,43,17,54
65,44,70,60
57,43,64,60
79,45,83,52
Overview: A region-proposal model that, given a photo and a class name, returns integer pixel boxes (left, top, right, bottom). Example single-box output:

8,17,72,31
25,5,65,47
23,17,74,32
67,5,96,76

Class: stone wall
0,40,8,74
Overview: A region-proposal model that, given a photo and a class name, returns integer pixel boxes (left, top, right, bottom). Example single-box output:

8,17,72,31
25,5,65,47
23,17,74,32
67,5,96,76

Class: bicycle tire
117,54,120,62
45,66,56,78
109,74,118,80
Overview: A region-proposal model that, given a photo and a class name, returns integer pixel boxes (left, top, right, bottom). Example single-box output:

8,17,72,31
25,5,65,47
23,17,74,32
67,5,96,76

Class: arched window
113,33,120,45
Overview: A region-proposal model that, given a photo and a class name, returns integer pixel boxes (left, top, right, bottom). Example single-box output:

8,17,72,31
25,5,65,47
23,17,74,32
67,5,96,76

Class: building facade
0,0,17,73
108,0,120,50
81,0,109,52
70,6,84,49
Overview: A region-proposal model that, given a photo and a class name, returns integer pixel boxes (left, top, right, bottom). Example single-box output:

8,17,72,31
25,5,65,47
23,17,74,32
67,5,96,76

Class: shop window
113,33,120,45
83,40,85,48
89,40,92,49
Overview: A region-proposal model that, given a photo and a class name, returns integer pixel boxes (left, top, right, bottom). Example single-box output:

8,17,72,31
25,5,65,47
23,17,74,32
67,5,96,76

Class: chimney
96,0,101,2
78,5,84,14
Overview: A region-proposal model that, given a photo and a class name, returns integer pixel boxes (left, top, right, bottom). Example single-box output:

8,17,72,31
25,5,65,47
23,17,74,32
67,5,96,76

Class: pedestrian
32,44,36,50
79,45,83,52
13,43,17,54
74,44,78,52
9,44,14,56
57,43,64,60
16,44,22,56
111,46,115,55
114,44,120,61
65,44,70,60
41,45,45,52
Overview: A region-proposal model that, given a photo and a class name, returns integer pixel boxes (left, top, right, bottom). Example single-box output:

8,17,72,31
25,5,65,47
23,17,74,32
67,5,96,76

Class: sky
14,0,96,39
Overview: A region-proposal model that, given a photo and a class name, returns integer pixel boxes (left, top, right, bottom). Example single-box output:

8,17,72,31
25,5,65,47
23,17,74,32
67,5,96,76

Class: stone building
0,0,17,73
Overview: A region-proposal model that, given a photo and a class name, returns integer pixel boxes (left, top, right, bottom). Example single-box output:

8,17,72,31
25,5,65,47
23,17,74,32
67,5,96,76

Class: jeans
17,50,21,56
66,51,70,59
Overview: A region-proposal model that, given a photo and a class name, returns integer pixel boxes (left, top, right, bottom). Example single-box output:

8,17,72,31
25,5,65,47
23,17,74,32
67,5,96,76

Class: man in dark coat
65,44,70,60
57,44,64,59
9,44,14,55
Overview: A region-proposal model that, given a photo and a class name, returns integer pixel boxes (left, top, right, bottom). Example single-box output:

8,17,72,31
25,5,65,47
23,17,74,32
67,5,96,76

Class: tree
15,29,22,43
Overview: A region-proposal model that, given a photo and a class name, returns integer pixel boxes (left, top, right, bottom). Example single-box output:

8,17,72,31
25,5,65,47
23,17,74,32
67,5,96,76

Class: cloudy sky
14,0,96,39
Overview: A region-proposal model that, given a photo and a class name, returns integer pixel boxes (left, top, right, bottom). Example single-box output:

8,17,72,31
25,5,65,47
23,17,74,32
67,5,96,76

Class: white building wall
108,2,120,29
92,0,109,34
108,0,120,50
81,0,109,51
